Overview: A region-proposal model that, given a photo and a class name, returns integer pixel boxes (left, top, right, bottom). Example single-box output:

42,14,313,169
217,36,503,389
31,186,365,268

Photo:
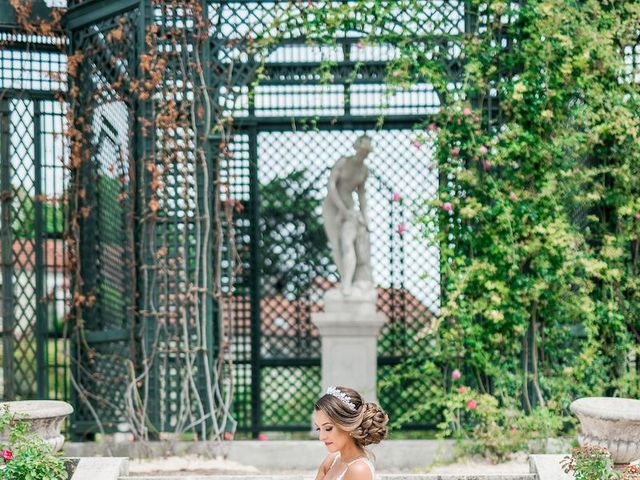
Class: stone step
121,474,537,480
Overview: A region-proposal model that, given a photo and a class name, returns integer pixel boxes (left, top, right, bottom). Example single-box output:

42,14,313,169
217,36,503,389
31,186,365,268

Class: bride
313,386,388,480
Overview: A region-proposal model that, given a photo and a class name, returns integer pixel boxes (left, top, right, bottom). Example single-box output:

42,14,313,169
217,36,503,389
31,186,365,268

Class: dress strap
337,457,375,480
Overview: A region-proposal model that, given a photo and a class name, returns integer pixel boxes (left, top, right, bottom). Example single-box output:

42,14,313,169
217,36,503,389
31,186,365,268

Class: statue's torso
334,157,368,207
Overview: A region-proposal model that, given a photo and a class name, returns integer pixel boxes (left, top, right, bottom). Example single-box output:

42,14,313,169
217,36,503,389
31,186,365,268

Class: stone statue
322,135,375,298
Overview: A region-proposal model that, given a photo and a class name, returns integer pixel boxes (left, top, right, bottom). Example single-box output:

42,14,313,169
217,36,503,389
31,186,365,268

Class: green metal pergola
0,0,466,438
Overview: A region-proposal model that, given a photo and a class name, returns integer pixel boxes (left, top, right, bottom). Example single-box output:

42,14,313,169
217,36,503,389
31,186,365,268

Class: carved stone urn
570,397,640,464
1,400,73,452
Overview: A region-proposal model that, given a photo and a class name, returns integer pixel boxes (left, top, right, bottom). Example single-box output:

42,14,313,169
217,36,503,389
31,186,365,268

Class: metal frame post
0,98,15,400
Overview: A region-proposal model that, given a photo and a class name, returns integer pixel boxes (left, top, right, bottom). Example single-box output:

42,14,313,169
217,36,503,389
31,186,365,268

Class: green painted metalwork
0,20,68,402
0,0,53,30
66,1,139,437
206,0,463,434
0,0,470,436
0,98,15,401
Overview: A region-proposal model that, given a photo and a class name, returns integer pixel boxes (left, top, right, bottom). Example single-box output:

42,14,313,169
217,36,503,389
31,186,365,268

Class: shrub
0,406,67,480
439,386,566,461
298,0,640,447
562,446,640,480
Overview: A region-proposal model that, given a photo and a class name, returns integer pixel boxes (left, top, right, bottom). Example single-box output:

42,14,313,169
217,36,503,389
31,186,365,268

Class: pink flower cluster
451,369,478,411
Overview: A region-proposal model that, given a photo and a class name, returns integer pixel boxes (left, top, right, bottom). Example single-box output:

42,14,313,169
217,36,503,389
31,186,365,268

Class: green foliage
259,169,331,296
292,0,640,457
561,446,617,480
561,446,640,480
439,385,567,461
0,406,67,480
423,0,640,412
11,186,64,239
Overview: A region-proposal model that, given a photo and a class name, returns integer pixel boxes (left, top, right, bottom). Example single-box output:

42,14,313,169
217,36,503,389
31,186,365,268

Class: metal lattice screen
210,0,465,433
0,0,468,437
226,127,441,432
0,27,68,402
68,7,138,435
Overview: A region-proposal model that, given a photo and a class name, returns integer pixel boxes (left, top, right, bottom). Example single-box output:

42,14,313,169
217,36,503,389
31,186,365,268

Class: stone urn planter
570,397,640,464
0,400,73,452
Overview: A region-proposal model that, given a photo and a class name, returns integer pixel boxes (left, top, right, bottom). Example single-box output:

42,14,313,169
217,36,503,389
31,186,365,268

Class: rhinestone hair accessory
325,386,356,411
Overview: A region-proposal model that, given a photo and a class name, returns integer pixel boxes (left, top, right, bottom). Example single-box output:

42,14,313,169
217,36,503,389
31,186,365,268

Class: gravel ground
425,452,530,475
127,453,531,477
128,456,261,476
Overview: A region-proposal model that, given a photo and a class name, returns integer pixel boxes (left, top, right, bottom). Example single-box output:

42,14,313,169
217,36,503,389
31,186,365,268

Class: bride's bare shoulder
343,461,373,480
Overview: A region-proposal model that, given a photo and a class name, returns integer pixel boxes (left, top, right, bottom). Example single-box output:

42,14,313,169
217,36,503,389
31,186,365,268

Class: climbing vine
5,0,283,444
293,0,640,439
6,0,639,447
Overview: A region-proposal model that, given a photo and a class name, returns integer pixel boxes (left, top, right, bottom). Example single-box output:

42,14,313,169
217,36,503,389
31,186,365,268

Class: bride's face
313,409,352,453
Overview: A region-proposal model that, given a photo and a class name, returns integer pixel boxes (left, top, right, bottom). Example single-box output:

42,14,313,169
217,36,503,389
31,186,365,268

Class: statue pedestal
311,289,386,402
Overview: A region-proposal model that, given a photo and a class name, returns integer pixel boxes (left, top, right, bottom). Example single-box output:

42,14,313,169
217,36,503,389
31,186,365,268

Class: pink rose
457,386,466,393
392,192,401,202
355,42,364,49
397,223,407,235
451,369,461,380
482,159,491,171
412,139,422,148
466,399,478,410
258,433,267,441
479,145,488,155
509,191,518,201
2,450,12,462
441,202,453,213
635,212,640,221
510,427,518,434
451,147,460,157
463,107,472,116
428,123,438,131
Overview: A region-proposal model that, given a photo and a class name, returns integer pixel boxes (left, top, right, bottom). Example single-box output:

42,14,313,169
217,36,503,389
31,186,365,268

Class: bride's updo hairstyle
315,386,388,447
